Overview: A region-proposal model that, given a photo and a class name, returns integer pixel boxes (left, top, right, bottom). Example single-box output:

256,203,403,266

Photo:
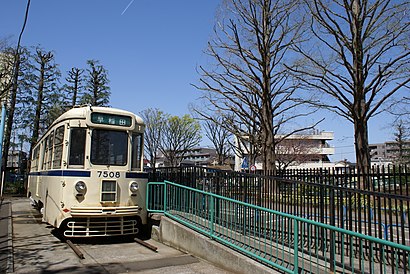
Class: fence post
179,165,182,184
329,186,335,273
293,218,299,274
164,182,168,212
210,195,215,237
215,176,220,223
320,182,325,254
258,175,262,207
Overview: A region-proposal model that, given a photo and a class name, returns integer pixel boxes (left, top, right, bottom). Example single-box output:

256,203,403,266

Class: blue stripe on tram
29,170,91,177
125,172,148,179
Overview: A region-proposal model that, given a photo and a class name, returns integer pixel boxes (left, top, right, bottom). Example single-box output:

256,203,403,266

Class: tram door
64,122,87,204
33,142,44,200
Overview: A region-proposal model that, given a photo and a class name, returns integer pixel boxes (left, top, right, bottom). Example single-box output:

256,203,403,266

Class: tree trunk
354,115,370,189
260,3,275,175
1,55,20,173
72,77,78,108
261,98,276,175
28,64,45,165
261,129,276,175
149,151,156,169
352,0,370,189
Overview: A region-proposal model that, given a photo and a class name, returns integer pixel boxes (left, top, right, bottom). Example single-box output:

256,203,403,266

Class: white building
155,147,233,168
234,130,335,171
369,141,410,166
7,150,27,171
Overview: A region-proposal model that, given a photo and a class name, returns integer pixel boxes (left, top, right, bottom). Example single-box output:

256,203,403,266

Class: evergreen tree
81,59,110,106
18,47,61,162
63,67,84,108
1,47,32,172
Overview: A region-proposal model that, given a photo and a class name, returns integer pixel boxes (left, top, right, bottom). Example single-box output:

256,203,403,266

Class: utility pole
0,103,6,196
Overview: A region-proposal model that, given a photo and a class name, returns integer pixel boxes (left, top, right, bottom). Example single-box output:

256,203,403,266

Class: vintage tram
28,106,148,237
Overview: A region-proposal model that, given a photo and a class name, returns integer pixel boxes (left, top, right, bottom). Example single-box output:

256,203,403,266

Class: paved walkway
1,197,234,274
0,198,12,274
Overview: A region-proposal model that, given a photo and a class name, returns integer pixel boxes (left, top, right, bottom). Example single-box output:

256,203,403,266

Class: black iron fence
148,165,410,269
1,172,26,196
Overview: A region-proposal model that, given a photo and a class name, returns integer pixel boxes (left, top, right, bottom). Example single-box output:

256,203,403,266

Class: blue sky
0,1,397,162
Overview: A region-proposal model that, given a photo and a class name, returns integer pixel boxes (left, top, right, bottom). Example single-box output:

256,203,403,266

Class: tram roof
52,106,144,126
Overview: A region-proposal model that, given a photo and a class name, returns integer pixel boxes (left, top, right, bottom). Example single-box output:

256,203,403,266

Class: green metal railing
149,165,410,246
147,181,410,274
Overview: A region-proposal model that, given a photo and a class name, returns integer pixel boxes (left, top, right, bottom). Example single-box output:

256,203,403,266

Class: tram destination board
91,112,132,127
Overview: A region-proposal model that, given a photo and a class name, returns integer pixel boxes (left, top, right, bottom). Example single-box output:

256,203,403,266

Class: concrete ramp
152,215,276,274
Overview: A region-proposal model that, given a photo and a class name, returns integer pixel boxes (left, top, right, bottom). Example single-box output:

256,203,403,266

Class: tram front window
91,129,128,165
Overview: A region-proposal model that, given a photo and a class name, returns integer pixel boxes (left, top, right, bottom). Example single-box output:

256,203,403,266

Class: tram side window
31,146,40,171
52,125,65,169
42,136,49,170
69,128,86,167
41,138,47,170
131,133,143,170
41,138,45,170
47,131,54,169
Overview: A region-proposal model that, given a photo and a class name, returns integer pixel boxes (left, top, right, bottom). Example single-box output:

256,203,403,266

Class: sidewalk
0,198,13,273
2,198,236,274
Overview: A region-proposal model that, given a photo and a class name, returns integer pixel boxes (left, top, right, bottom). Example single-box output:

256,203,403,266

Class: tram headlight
130,181,139,193
75,181,87,193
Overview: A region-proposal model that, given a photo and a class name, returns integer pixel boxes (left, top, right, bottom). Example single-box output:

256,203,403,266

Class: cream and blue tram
28,106,147,237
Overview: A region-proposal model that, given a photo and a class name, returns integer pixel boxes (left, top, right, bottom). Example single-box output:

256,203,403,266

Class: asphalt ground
1,197,234,274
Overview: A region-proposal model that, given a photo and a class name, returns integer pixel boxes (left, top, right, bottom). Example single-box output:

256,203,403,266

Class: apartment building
234,130,335,171
369,140,410,164
155,147,232,168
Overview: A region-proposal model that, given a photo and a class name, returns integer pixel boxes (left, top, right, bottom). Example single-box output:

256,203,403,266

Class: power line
16,0,31,52
333,145,355,148
0,0,31,196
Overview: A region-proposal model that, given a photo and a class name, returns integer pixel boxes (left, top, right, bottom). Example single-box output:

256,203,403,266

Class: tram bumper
64,206,144,237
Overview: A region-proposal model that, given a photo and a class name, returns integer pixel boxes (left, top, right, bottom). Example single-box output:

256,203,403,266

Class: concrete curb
154,216,275,274
6,201,13,273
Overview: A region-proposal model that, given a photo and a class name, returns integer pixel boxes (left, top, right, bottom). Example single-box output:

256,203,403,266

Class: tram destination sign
91,112,132,127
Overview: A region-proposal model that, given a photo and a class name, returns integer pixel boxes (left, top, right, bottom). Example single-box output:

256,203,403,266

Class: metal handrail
148,180,410,273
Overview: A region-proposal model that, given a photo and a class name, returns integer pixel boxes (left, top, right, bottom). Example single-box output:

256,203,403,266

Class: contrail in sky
121,0,135,15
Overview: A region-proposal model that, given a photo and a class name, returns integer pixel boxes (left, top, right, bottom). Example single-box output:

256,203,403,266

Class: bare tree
193,0,320,174
159,115,202,167
290,0,410,181
275,137,318,172
387,96,410,123
229,113,262,169
203,116,232,166
140,108,167,169
392,119,410,165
